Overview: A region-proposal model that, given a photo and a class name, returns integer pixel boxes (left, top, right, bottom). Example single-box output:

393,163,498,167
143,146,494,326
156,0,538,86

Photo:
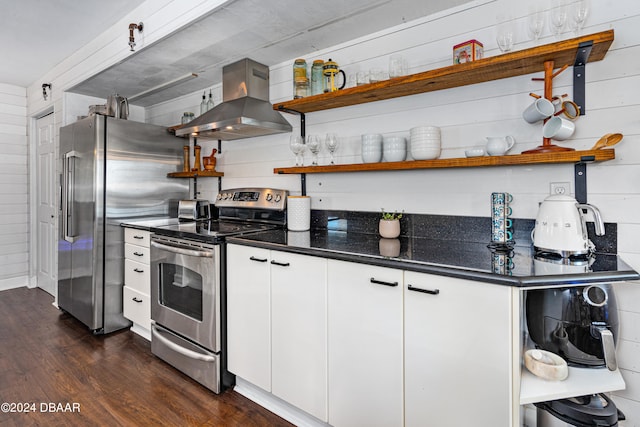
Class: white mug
542,116,575,140
486,135,516,156
523,98,555,123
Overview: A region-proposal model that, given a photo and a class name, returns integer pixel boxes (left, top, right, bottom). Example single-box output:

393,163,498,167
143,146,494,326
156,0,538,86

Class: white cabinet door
327,259,403,427
271,251,328,422
226,244,272,392
404,271,513,427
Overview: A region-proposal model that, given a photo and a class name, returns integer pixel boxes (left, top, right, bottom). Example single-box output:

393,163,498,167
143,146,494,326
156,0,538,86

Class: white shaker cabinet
226,244,328,422
123,228,152,338
404,271,513,426
226,244,272,392
327,259,403,427
270,251,327,422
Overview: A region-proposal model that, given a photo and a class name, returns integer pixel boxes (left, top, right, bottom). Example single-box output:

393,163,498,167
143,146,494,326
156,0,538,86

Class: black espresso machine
526,283,619,371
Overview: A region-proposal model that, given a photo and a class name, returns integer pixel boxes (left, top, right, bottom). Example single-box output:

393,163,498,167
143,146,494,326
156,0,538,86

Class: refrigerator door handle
63,151,79,243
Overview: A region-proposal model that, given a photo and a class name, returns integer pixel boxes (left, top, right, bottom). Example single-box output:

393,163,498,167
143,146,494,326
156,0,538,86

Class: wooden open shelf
274,149,615,174
273,30,614,114
167,170,224,178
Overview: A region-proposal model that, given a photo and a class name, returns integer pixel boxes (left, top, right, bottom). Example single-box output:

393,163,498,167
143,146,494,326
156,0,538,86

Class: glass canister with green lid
293,59,307,98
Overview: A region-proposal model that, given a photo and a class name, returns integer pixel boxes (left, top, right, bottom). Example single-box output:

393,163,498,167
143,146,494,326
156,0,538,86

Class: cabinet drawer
124,228,151,247
123,286,150,330
124,243,150,264
125,259,150,294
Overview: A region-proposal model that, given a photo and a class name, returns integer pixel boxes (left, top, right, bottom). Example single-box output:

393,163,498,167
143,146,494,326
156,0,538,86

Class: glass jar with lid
293,59,307,98
310,60,325,95
294,76,309,99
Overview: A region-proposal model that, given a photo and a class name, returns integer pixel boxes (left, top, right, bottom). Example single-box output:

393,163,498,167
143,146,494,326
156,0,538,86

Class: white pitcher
486,135,515,156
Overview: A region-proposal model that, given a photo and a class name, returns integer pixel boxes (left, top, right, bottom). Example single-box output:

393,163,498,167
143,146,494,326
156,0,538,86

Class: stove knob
216,193,223,200
266,193,273,201
274,194,281,202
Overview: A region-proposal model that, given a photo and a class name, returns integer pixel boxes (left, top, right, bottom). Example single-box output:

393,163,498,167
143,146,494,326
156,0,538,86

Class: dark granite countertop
227,229,639,288
120,213,638,288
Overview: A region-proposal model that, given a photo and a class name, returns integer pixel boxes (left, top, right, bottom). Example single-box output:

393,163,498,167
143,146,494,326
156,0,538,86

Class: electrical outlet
550,182,570,195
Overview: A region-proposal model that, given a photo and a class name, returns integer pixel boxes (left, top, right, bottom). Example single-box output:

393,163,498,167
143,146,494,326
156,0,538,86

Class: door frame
28,106,55,296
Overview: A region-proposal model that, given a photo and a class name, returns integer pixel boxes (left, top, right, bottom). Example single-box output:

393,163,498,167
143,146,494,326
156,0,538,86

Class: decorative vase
379,219,400,238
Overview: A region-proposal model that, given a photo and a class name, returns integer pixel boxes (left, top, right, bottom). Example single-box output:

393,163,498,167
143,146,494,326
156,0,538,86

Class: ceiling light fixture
128,22,144,52
42,83,52,100
128,73,199,103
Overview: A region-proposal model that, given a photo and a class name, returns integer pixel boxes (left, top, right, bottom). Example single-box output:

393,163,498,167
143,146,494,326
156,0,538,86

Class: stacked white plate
410,126,441,160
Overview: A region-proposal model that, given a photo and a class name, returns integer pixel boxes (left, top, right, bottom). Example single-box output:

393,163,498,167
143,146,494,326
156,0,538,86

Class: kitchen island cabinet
226,244,328,422
327,260,403,427
404,271,514,426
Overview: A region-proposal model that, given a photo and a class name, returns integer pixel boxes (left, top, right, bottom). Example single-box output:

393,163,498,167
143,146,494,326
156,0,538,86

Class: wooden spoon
590,133,612,150
603,133,623,148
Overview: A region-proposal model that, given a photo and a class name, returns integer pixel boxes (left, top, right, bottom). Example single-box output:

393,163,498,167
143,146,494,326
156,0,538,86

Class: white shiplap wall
16,0,639,424
147,0,640,423
0,84,28,291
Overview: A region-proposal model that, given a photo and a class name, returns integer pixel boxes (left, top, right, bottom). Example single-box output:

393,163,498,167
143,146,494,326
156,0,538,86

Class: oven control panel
215,187,288,211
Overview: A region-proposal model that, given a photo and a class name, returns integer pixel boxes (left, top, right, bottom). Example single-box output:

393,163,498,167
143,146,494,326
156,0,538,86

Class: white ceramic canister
287,196,311,231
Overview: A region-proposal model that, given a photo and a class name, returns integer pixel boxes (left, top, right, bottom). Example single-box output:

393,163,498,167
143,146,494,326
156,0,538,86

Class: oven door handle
150,240,214,258
152,325,216,363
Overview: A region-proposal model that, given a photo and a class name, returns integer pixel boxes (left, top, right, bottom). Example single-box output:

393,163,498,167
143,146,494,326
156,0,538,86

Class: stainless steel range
150,188,288,393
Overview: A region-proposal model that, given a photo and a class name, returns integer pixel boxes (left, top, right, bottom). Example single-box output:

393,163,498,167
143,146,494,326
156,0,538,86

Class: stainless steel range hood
176,58,292,140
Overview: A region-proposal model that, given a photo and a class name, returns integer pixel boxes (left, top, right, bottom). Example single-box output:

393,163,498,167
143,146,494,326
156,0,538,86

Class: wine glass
306,135,321,166
289,135,304,166
550,1,568,38
496,16,514,53
325,133,339,165
570,0,589,35
527,8,545,41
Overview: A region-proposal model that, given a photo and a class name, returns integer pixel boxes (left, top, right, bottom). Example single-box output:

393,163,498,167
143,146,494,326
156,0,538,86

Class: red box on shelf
453,40,484,64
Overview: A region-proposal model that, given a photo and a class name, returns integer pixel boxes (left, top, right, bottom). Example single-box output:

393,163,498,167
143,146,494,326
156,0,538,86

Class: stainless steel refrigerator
58,115,189,334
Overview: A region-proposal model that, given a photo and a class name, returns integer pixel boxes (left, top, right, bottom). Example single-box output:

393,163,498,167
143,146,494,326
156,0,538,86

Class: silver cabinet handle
151,240,213,258
62,151,79,243
152,325,216,363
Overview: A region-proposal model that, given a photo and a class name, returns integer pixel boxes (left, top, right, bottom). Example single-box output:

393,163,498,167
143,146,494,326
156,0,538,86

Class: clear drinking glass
570,0,589,35
496,16,514,53
325,133,339,165
527,8,545,41
306,135,321,166
289,135,304,166
550,1,568,38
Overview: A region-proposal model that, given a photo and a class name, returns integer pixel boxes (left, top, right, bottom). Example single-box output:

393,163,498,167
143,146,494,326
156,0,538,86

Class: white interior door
36,113,56,296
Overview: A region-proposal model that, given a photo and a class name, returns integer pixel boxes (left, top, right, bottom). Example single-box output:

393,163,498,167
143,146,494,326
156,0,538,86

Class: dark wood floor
0,287,293,427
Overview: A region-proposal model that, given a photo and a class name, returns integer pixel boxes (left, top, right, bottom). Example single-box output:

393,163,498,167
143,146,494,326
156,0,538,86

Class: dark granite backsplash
310,210,617,254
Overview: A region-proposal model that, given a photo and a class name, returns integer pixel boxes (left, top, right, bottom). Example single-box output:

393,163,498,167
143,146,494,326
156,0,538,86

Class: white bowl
362,151,383,163
411,147,441,160
361,134,383,144
465,148,485,157
383,149,407,162
410,126,441,134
